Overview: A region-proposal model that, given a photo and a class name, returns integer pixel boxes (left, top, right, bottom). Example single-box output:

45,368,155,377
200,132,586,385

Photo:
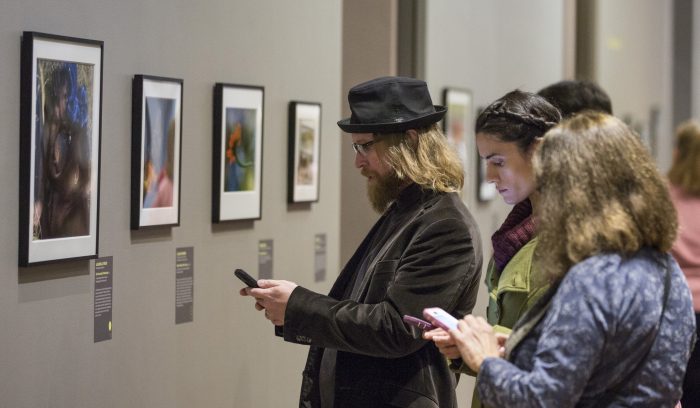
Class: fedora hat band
338,107,446,133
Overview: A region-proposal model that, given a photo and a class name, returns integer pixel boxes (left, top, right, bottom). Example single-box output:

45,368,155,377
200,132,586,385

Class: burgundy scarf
492,199,536,272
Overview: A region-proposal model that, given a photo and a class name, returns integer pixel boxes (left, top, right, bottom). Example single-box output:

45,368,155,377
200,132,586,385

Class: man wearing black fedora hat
242,76,482,407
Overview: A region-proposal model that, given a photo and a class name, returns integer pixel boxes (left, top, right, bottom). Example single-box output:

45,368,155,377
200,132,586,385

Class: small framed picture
19,32,103,266
130,75,183,229
212,83,264,222
288,101,321,203
442,88,473,171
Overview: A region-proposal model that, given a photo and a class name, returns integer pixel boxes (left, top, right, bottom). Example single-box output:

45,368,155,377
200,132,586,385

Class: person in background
425,89,561,408
241,76,483,408
537,79,612,118
448,112,696,407
667,120,700,408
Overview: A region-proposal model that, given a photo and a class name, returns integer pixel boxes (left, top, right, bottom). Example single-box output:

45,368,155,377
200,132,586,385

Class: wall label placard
258,239,273,279
314,233,327,282
175,247,194,324
94,256,113,343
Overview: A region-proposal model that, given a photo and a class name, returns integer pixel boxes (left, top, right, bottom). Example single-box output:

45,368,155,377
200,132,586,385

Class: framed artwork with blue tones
212,83,264,222
288,101,321,203
131,75,183,229
19,32,103,266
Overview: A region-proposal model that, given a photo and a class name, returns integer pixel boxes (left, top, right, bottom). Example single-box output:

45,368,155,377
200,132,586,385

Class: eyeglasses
351,140,376,157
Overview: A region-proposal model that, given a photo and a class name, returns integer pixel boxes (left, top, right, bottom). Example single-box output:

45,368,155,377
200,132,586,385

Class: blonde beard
366,170,403,213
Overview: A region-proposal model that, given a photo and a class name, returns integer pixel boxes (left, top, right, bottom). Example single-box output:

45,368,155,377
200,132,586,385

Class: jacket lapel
351,202,426,301
328,212,389,300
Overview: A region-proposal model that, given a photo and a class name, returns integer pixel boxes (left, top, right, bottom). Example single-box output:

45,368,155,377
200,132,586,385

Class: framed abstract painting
212,83,264,222
131,75,183,229
287,101,321,203
19,32,103,266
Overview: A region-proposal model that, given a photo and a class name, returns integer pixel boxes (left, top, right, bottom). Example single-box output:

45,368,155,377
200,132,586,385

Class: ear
405,129,419,146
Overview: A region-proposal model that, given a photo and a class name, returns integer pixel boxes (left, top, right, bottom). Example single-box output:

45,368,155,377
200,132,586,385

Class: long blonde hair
534,112,677,279
377,123,464,193
668,120,700,196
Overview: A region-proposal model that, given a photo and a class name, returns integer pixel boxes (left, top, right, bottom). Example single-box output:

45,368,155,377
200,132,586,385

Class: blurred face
352,133,401,212
476,132,538,205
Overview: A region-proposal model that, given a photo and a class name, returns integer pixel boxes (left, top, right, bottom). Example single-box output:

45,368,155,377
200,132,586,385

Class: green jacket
485,238,548,330
460,238,549,408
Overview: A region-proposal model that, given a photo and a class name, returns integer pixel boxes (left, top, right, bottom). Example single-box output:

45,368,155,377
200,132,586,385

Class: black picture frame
130,75,183,229
287,101,322,203
212,83,264,222
19,32,103,266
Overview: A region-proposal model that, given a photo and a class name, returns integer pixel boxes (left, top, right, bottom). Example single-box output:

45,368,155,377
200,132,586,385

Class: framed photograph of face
288,101,321,203
212,83,264,222
19,32,103,266
442,88,473,173
130,75,183,229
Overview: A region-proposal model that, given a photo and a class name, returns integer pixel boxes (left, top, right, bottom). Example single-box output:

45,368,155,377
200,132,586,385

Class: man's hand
239,280,298,326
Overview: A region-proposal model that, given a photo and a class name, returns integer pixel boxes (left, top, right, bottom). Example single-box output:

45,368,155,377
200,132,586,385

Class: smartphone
402,315,435,331
234,268,259,288
423,307,459,331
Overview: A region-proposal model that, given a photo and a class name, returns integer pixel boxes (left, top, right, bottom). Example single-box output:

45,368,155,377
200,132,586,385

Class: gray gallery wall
594,0,675,171
0,0,342,407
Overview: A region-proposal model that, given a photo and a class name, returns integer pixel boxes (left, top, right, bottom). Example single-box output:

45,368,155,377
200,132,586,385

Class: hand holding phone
402,315,435,331
423,307,459,331
234,268,259,288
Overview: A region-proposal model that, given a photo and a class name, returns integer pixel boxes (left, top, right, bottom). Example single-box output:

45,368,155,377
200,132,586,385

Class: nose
354,151,366,169
485,162,498,183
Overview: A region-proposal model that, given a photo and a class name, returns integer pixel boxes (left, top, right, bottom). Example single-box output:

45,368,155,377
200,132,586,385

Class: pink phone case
402,315,435,331
423,307,459,331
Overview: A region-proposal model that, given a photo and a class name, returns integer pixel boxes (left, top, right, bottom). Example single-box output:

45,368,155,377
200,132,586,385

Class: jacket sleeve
282,217,481,358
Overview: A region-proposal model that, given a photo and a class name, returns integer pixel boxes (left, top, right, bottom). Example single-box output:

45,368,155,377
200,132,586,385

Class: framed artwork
19,32,103,266
287,101,321,203
442,88,473,172
130,75,183,229
212,83,264,222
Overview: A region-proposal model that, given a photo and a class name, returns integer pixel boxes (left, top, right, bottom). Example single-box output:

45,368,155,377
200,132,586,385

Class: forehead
476,132,523,157
351,132,374,143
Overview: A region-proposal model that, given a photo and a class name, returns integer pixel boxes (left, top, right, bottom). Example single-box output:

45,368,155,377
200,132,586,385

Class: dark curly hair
475,90,561,152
